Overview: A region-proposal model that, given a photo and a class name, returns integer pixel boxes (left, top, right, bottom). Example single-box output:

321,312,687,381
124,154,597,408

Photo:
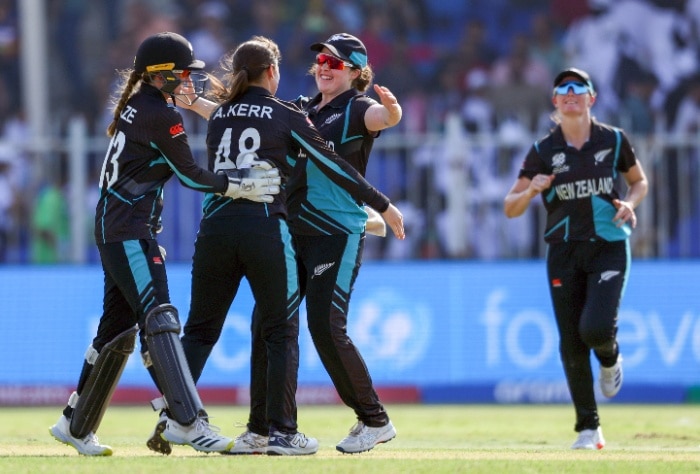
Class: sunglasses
553,81,591,96
315,53,354,70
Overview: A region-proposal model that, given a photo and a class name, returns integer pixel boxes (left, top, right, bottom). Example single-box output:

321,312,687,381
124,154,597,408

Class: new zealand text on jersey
554,177,614,200
212,103,273,119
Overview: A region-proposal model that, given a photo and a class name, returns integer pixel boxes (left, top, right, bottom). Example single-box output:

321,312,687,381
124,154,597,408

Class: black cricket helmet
134,32,207,95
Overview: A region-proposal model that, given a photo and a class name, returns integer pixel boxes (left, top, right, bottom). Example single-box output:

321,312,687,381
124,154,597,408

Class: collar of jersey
308,88,360,111
553,120,601,151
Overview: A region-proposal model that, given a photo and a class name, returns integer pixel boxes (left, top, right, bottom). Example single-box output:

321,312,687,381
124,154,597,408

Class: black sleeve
518,142,549,180
152,107,228,193
616,130,638,173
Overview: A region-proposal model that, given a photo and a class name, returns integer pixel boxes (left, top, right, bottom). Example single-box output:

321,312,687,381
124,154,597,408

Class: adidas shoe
600,355,623,398
161,416,234,453
336,420,396,454
49,415,113,456
146,411,172,455
226,430,268,455
571,427,605,450
266,430,318,455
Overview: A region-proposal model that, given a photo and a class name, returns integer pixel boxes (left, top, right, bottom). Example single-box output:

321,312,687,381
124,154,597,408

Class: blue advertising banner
1,261,698,402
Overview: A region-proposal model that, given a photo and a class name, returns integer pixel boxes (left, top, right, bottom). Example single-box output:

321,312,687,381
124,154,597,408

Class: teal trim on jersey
150,143,212,190
105,187,134,204
123,240,156,309
592,195,631,241
99,198,108,244
299,203,351,234
544,188,556,203
298,215,332,234
621,239,631,298
302,159,366,234
201,193,271,219
291,131,360,184
340,99,363,144
201,193,230,218
279,220,300,318
612,128,621,179
333,234,361,313
544,216,570,240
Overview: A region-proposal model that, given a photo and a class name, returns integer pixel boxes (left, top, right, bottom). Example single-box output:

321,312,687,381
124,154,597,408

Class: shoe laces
194,417,222,436
348,421,367,437
83,432,102,446
238,430,268,445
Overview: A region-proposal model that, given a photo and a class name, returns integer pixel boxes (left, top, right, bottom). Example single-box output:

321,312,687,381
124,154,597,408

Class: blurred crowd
1,0,700,263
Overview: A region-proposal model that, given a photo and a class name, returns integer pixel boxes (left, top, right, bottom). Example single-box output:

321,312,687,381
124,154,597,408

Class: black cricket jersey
95,84,227,243
288,89,381,235
519,120,638,243
200,86,389,235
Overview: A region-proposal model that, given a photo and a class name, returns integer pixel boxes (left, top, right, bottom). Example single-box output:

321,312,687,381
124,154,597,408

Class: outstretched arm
380,203,405,240
364,84,402,132
177,96,218,120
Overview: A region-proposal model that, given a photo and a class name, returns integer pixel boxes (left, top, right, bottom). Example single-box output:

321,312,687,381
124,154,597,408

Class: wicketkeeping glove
219,165,281,203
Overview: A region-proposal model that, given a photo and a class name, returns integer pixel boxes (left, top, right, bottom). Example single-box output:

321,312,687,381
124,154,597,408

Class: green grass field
0,404,698,473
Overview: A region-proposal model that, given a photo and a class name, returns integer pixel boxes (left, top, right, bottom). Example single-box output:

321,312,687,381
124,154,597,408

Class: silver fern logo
598,270,620,284
324,113,342,125
594,148,612,165
313,262,335,278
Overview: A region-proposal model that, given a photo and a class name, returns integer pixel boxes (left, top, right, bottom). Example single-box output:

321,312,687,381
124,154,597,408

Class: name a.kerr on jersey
554,177,614,200
212,103,273,120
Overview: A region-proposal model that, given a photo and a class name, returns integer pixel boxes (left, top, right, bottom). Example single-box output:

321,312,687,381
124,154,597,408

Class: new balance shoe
225,430,268,455
571,427,605,450
600,355,623,398
161,416,234,453
146,411,172,455
49,415,113,456
266,430,318,455
336,420,396,454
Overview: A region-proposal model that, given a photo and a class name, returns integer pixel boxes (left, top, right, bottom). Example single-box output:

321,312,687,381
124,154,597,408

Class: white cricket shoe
600,355,623,398
161,416,234,453
336,420,396,454
49,415,113,456
266,430,318,455
226,430,269,455
571,427,605,450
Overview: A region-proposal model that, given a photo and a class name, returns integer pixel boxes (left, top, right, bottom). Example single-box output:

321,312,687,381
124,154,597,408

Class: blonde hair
106,70,144,137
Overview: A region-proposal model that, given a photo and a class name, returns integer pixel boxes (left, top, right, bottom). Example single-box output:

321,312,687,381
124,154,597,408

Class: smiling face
552,74,596,115
314,47,358,97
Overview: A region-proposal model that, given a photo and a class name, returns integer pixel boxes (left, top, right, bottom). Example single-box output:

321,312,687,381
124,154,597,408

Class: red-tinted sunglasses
315,53,354,70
